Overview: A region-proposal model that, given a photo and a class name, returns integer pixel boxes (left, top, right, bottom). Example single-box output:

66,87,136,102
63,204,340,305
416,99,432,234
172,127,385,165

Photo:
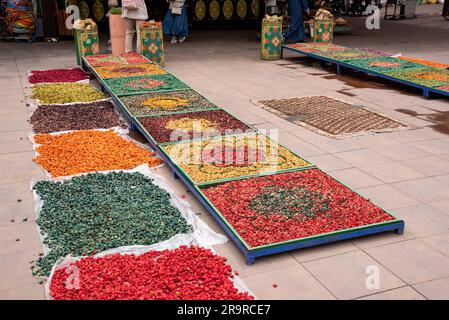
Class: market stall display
30,101,124,134
201,169,401,248
282,43,449,98
163,134,313,185
24,62,257,297
119,90,219,117
103,75,190,96
79,52,404,265
33,172,192,276
49,246,253,300
137,110,254,144
33,129,162,177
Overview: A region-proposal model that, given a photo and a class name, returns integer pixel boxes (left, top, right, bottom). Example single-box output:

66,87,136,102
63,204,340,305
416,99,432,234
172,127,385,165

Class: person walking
122,0,149,52
163,0,188,44
283,0,310,43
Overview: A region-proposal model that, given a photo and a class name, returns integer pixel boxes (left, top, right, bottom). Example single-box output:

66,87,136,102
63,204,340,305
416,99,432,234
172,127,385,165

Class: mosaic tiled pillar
313,18,333,43
74,27,100,66
261,19,282,61
140,26,165,67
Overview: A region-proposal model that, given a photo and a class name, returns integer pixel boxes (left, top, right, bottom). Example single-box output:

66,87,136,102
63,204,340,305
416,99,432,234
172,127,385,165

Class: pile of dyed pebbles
31,83,106,104
30,101,124,133
33,172,192,276
33,130,162,177
49,246,253,300
28,68,90,84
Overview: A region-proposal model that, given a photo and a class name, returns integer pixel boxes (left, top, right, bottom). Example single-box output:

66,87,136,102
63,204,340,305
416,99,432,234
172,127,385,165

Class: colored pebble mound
32,83,106,104
33,172,192,276
49,246,253,300
33,130,162,177
30,101,124,133
28,68,89,84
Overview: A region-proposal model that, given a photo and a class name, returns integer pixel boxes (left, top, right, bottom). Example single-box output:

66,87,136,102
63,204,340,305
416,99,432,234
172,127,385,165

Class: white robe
122,0,149,20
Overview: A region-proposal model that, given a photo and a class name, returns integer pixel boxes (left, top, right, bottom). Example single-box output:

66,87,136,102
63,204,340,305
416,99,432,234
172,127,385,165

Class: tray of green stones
103,74,190,96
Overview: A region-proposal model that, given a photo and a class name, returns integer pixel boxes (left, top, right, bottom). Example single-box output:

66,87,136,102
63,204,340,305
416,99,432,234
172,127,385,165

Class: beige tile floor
1,5,449,299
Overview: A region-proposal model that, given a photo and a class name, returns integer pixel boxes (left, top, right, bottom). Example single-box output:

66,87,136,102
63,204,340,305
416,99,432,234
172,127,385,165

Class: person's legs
135,20,145,52
296,14,306,42
163,11,176,43
177,6,189,40
124,18,135,53
283,0,301,42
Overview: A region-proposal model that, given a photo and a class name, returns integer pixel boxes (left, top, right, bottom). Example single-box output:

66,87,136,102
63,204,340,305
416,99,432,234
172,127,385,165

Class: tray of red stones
199,168,402,250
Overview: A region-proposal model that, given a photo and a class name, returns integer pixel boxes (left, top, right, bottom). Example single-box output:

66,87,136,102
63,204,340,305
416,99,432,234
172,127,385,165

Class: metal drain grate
256,96,408,137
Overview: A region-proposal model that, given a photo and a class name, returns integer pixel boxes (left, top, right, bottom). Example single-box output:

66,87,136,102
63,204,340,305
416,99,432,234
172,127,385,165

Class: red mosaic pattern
203,169,396,248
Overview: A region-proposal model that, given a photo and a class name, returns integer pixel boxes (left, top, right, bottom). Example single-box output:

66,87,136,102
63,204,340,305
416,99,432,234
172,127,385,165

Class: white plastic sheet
45,234,254,300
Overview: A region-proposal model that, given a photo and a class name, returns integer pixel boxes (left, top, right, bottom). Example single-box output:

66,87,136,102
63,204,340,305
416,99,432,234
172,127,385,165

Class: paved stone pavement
1,4,449,300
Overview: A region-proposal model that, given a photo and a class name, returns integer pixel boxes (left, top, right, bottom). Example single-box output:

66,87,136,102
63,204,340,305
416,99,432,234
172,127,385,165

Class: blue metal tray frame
81,55,405,265
281,45,449,99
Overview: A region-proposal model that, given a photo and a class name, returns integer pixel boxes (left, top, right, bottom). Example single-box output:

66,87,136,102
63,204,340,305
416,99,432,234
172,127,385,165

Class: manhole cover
255,96,409,137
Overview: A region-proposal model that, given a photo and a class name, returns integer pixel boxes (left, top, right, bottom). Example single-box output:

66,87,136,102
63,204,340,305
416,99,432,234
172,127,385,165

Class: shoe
170,37,177,44
178,36,186,43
